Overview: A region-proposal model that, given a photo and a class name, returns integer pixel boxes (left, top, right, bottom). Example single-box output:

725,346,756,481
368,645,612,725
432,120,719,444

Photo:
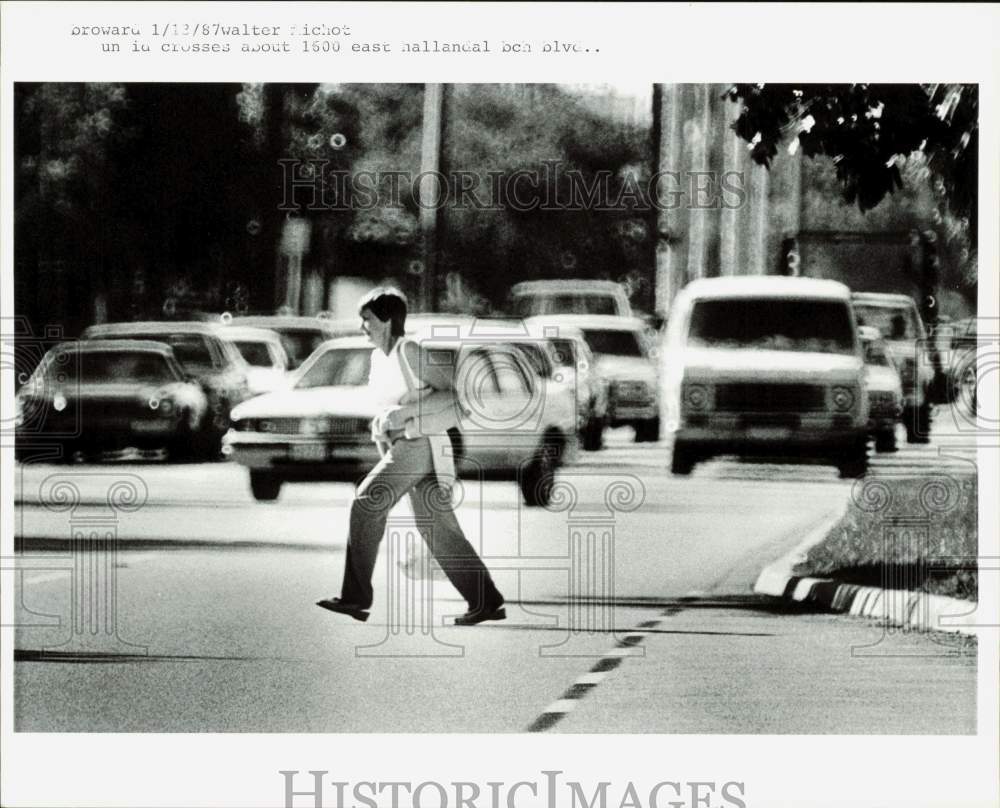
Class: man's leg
408,476,505,613
338,439,432,609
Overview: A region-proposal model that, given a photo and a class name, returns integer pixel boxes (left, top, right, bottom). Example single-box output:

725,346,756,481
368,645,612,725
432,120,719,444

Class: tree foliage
725,83,978,248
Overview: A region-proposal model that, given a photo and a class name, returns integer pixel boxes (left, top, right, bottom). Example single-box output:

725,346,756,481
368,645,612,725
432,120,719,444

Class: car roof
851,292,918,308
83,321,225,337
216,325,285,342
518,313,649,331
52,339,176,355
681,276,851,300
232,314,347,332
511,279,625,293
314,335,375,351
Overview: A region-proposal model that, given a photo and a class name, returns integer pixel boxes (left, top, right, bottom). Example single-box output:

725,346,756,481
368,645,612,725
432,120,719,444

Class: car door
457,344,537,470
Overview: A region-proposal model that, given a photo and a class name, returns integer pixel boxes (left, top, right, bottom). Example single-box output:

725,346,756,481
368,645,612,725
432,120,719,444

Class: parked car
216,325,290,396
525,317,610,450
509,279,633,318
529,314,659,442
224,329,578,505
858,325,903,453
81,321,251,456
941,316,980,414
851,292,933,443
661,276,869,477
231,314,357,369
15,340,208,460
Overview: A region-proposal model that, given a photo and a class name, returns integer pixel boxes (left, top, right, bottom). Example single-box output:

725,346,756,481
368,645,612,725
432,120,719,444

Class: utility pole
648,83,663,317
418,83,446,312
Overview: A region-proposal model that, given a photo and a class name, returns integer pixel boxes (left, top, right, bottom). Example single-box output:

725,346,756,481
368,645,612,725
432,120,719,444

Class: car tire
904,403,932,444
874,428,898,454
250,470,282,501
520,437,561,507
447,427,466,463
836,436,869,479
670,440,696,476
634,417,660,443
581,414,605,451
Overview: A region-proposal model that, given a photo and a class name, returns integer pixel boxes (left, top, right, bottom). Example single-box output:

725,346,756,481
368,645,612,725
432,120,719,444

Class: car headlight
684,383,709,410
831,386,855,412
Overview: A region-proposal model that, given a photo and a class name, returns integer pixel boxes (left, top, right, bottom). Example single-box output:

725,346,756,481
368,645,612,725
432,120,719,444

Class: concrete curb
753,504,978,638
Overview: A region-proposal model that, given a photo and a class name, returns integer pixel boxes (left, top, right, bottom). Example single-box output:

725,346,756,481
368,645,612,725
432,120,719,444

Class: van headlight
831,386,855,412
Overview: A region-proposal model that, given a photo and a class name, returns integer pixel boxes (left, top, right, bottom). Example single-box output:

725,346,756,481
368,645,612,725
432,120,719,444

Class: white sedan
223,333,578,504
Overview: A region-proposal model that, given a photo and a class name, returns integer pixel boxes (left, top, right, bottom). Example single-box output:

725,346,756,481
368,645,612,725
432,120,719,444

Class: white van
661,276,869,477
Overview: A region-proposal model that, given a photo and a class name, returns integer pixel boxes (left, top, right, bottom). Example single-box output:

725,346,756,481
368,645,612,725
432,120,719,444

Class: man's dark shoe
316,598,370,622
453,603,506,626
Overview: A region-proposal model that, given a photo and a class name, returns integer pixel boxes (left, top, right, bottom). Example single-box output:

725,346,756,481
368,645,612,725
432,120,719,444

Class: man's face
360,307,392,351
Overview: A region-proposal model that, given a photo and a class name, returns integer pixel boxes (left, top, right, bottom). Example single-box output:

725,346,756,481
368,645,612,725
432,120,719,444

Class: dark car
15,340,209,461
82,321,251,455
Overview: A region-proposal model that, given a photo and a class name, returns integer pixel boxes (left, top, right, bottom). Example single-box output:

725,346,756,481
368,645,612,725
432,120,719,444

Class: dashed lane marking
526,606,682,732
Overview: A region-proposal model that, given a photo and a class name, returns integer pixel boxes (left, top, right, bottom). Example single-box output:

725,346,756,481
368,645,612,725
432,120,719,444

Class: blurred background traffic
11,82,984,495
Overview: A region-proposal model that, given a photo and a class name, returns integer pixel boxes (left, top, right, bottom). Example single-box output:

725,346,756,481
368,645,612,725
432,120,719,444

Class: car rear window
296,348,371,389
688,298,856,355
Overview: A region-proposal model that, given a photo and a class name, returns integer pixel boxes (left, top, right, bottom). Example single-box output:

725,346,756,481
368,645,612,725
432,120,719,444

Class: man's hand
380,405,413,434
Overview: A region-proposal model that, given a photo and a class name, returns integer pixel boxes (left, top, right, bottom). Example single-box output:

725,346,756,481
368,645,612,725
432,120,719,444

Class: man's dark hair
359,287,408,339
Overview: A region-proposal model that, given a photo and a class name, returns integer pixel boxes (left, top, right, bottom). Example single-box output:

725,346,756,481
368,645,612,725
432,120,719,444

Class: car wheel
250,470,282,501
581,414,605,451
447,427,466,463
874,428,898,454
836,436,869,479
520,438,561,507
904,403,932,444
670,440,696,476
634,417,660,443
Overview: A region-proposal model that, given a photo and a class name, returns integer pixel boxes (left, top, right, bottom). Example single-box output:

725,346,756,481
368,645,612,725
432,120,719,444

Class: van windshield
688,298,856,355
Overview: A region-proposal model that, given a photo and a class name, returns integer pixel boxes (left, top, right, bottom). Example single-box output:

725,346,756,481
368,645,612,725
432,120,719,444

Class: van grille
715,383,826,413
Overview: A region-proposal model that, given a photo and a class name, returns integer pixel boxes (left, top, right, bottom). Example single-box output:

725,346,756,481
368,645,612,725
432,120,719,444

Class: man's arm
396,341,462,436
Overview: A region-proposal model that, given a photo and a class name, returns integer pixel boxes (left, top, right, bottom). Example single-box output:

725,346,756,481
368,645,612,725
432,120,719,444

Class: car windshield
234,340,274,367
687,299,856,355
854,304,919,341
581,329,644,357
296,347,371,389
278,329,326,368
56,351,176,384
863,339,895,368
515,294,618,317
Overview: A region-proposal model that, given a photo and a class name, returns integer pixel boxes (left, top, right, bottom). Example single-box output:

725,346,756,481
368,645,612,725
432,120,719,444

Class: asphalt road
10,425,978,733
